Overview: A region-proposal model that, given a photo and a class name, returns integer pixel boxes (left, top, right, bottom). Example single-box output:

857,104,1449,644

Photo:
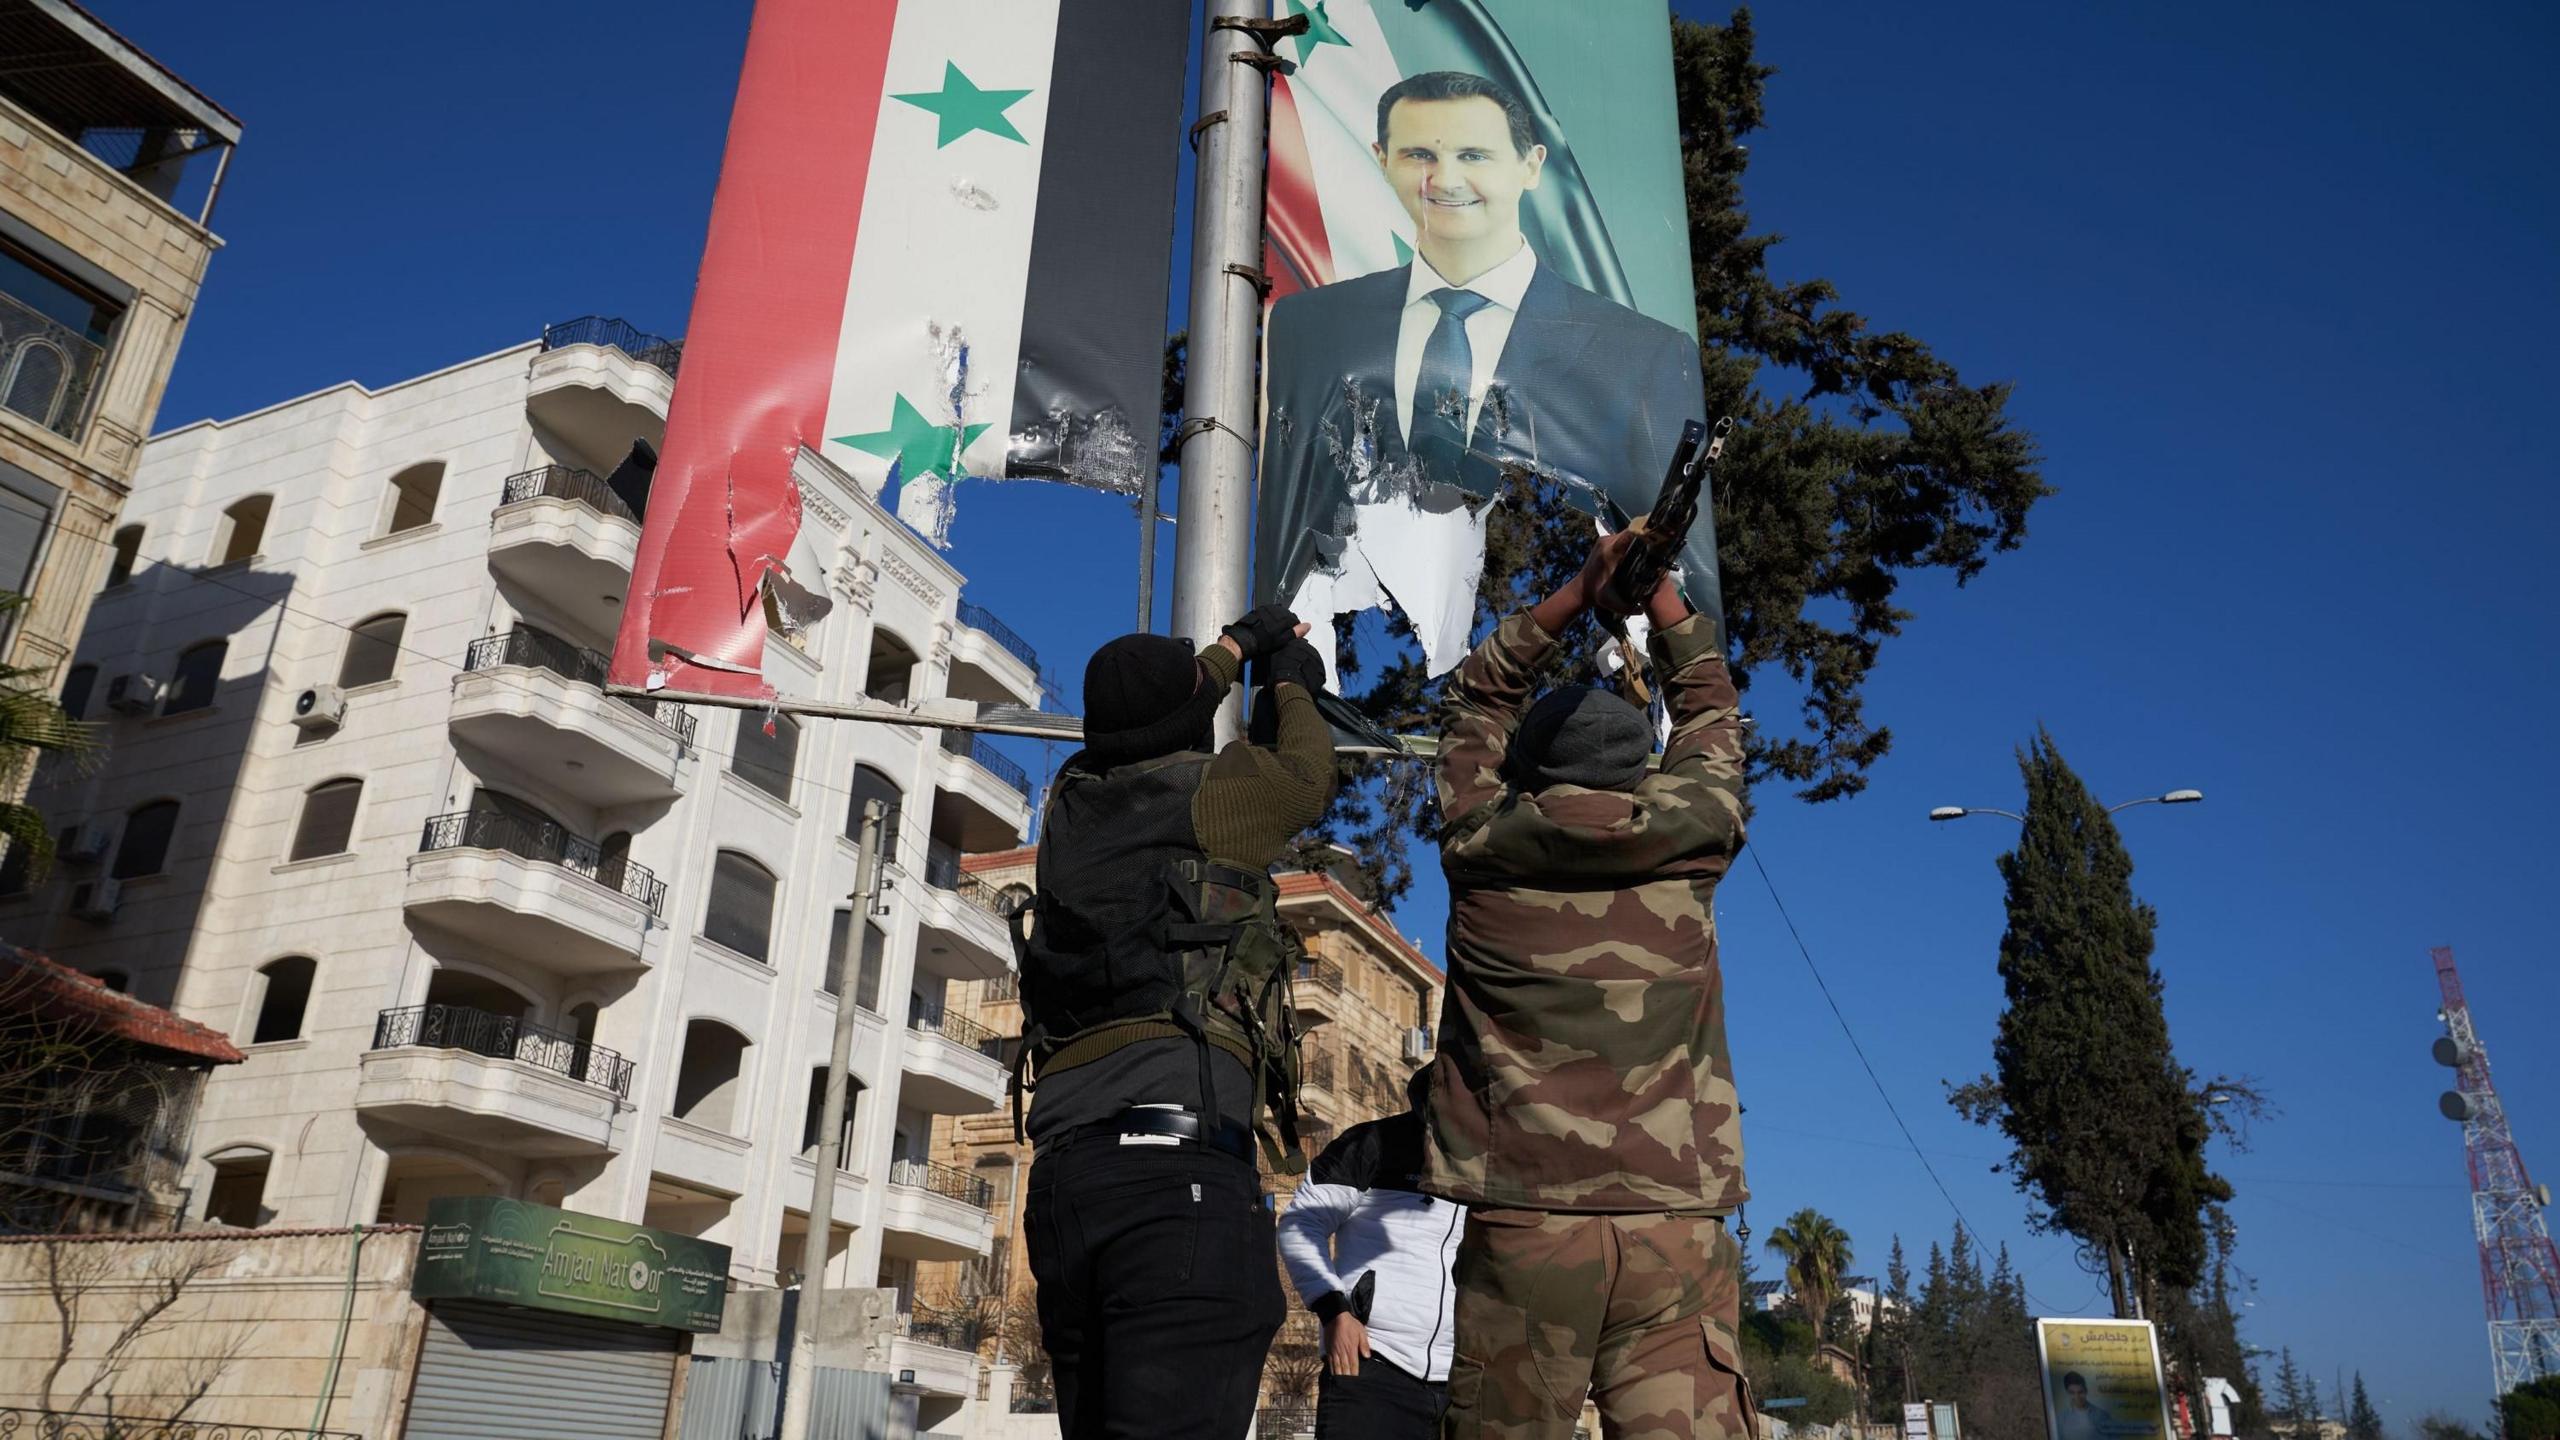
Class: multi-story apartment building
0,325,1044,1417
0,0,236,690
917,846,1444,1416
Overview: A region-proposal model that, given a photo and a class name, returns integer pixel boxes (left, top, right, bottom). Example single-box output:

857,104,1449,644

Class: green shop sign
414,1196,730,1333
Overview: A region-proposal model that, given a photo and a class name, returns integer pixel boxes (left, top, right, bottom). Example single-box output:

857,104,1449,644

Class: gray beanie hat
1513,686,1652,792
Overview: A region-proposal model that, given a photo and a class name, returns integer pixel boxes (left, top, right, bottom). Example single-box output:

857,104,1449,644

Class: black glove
1257,637,1328,696
1220,603,1300,660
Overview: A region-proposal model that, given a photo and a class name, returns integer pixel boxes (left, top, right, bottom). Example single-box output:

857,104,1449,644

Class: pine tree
2271,1349,2315,1440
1948,731,2230,1316
2346,1372,2383,1440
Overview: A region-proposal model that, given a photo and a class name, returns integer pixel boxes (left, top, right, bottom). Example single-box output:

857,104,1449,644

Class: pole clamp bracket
1188,110,1229,151
1223,262,1273,298
1214,13,1309,73
1175,415,1259,453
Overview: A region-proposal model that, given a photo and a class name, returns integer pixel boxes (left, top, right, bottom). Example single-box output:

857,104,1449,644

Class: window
111,800,179,879
0,839,33,896
210,495,271,566
1,240,119,437
731,711,800,804
847,764,903,853
203,1149,271,1228
289,780,361,861
703,850,777,962
381,463,443,535
671,1019,751,1131
337,612,405,688
164,640,225,714
800,1068,863,1162
92,968,129,994
250,956,316,1043
0,459,62,600
865,629,919,703
105,525,142,587
59,664,95,719
826,910,889,1012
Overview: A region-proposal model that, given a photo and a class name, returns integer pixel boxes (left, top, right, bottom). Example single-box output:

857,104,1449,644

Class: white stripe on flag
820,0,1063,544
1288,0,1416,283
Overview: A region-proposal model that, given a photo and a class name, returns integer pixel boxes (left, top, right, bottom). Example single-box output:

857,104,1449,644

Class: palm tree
1766,1208,1853,1346
0,593,97,883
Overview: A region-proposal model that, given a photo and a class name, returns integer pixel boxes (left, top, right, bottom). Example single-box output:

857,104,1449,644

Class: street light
1928,789,2203,823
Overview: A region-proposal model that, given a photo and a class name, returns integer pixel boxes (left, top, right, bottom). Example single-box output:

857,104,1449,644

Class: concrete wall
0,1226,425,1438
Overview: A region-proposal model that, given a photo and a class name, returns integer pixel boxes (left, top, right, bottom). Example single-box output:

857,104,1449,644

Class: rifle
1597,416,1731,707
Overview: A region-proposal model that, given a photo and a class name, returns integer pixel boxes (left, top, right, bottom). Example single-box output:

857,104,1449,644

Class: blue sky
109,0,2556,1424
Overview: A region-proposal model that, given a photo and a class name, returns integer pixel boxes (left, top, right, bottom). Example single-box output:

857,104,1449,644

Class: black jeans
1025,1139,1283,1439
1316,1353,1446,1440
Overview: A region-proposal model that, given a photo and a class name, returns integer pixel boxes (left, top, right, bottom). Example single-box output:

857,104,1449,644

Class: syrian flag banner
1254,0,1719,679
611,0,1188,701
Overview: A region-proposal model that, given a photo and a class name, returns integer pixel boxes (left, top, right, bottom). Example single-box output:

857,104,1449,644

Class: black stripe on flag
1004,0,1191,494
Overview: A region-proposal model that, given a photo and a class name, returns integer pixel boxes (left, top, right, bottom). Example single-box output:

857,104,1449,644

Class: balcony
1294,959,1346,1029
355,1004,633,1157
488,466,643,639
946,600,1044,708
892,1308,982,1399
0,290,108,442
911,843,1015,984
405,810,663,974
933,730,1033,852
900,1001,1006,1115
879,1158,997,1262
450,626,694,806
527,316,678,468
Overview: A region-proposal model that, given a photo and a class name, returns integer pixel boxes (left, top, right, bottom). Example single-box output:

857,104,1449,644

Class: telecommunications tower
2431,945,2560,1400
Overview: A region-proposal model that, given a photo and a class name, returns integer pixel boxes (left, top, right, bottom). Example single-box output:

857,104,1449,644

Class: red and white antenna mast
2432,945,2560,1403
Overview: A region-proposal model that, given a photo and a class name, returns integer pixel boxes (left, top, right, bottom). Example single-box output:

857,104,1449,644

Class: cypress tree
2347,1373,2384,1440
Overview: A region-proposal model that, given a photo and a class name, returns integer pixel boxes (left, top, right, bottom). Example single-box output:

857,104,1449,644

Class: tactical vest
1011,751,1304,1172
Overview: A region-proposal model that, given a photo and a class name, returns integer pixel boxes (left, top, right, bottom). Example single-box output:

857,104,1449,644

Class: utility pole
779,799,888,1440
1169,0,1283,736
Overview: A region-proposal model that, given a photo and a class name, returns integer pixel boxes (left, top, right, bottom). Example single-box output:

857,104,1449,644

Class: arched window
111,800,179,879
847,764,903,854
337,612,405,688
801,1068,863,1162
289,779,361,860
203,1147,272,1228
826,909,889,1012
249,956,316,1043
731,711,800,804
865,629,919,703
211,495,272,566
671,1019,751,1131
163,640,225,714
104,525,142,588
381,462,443,535
59,663,95,719
3,338,72,428
704,850,777,962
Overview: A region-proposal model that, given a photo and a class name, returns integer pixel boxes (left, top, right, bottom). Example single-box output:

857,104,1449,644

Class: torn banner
1254,0,1720,679
611,0,1189,700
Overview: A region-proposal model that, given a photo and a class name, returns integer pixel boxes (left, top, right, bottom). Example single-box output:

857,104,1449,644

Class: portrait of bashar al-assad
1255,67,1708,641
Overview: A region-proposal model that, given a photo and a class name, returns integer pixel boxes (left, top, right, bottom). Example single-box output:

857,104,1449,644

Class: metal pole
1135,473,1160,633
1170,0,1273,739
780,799,888,1440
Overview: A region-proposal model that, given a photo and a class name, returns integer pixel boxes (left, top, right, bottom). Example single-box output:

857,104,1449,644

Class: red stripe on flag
1263,75,1333,306
611,0,898,697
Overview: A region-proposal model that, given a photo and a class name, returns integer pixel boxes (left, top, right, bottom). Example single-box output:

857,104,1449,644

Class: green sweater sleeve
1193,658,1338,868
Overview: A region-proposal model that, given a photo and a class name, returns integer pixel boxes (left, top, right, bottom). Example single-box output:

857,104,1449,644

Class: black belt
1036,1107,1254,1165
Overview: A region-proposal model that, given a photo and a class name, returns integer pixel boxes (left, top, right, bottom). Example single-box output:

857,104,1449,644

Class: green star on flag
1281,0,1350,64
892,62,1034,147
833,394,992,486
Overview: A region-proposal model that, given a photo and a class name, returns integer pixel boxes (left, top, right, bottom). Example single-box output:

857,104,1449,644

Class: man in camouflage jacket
1423,533,1752,1440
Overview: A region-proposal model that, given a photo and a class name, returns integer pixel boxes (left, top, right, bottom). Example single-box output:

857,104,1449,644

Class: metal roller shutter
405,1300,680,1440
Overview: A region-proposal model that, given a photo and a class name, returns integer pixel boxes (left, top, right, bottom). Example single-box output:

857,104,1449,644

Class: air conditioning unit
1402,1026,1433,1063
292,684,348,730
59,823,112,866
69,877,122,923
105,672,164,715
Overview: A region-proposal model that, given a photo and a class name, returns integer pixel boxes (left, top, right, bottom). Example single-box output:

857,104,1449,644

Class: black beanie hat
1513,685,1653,792
1080,634,1224,762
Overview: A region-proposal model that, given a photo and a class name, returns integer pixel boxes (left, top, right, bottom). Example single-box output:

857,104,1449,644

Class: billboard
610,0,1190,701
414,1195,732,1333
2034,1317,2176,1440
1255,0,1718,678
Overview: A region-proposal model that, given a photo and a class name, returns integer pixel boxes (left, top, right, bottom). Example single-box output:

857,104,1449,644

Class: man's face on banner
1373,96,1547,251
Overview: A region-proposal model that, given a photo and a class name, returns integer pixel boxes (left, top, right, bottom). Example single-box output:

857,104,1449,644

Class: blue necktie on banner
1413,288,1492,479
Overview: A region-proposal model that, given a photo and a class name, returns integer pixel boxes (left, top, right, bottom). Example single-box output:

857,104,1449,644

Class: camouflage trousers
1441,1209,1753,1440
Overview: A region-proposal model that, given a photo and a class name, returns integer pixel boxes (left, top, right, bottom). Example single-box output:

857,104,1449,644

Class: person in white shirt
1277,1069,1466,1440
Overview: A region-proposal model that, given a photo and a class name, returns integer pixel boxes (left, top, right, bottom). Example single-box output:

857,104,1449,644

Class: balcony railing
1295,959,1345,995
417,809,667,914
499,463,640,525
1304,1053,1335,1092
371,1003,636,1099
902,1304,983,1353
889,1157,995,1210
923,841,1022,921
955,600,1039,671
0,1408,363,1440
983,973,1020,1002
0,290,109,441
910,1001,1003,1059
463,624,697,746
542,315,684,377
941,729,1033,801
